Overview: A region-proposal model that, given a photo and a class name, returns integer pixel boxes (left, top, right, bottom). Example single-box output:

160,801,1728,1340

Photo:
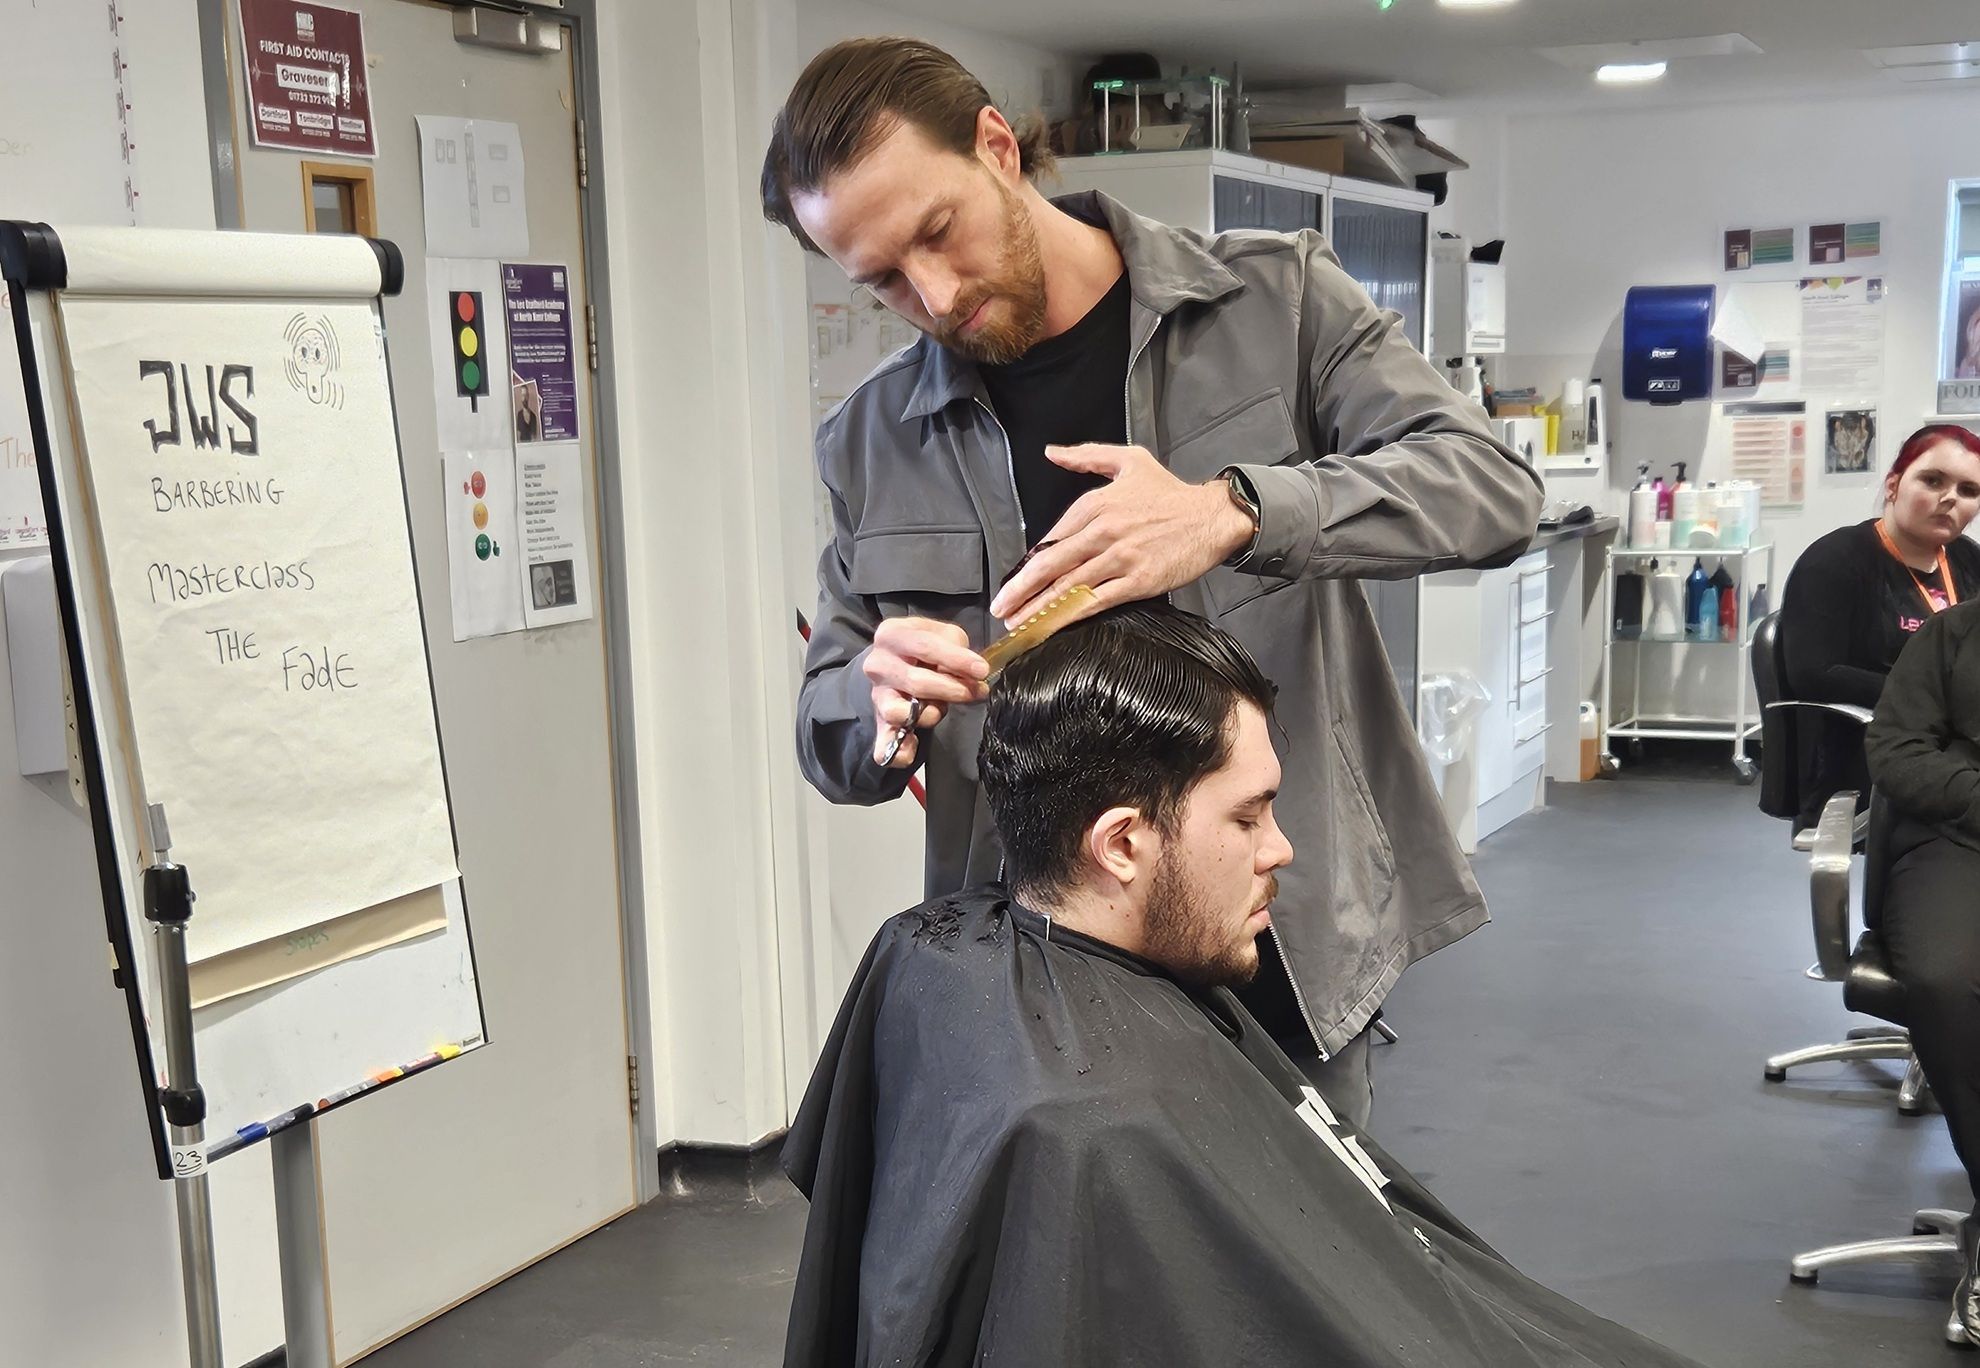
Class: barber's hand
864,616,989,769
988,444,1256,628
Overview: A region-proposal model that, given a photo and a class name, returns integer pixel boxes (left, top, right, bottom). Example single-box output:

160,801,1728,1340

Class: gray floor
368,767,1972,1367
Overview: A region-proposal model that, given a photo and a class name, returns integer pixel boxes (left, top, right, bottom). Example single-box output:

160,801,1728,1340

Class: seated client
781,602,1703,1367
1866,596,1980,1338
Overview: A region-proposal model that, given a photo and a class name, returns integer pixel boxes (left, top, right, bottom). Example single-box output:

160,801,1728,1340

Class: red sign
238,0,376,158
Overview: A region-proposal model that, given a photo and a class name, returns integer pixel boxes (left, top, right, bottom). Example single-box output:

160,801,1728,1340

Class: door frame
195,0,661,1203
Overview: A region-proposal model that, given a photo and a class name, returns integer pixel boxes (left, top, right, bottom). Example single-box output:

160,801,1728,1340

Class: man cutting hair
782,605,1701,1368
765,38,1543,1122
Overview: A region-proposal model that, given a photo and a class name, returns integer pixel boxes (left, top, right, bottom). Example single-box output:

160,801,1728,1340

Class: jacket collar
900,190,1246,422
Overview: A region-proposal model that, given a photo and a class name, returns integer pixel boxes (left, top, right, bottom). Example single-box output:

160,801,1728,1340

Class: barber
1781,424,1980,830
764,38,1542,1125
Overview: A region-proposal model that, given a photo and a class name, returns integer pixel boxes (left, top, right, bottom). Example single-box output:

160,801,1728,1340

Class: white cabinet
1420,549,1551,852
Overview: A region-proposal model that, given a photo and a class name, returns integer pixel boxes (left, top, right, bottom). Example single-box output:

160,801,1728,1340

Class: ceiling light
1439,0,1518,7
1597,61,1668,85
1541,34,1758,68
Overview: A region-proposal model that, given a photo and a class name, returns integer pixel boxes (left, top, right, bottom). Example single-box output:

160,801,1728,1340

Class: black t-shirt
979,272,1132,544
1780,520,1980,826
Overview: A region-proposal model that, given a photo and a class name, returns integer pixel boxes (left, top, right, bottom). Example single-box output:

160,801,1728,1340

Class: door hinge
627,1053,640,1114
585,303,600,372
576,118,590,190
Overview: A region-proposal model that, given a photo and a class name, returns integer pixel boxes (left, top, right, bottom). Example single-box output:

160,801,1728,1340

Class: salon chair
1751,614,1927,1112
1783,791,1968,1346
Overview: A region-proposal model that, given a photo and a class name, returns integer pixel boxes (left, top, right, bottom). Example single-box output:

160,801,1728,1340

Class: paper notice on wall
1824,407,1877,477
0,310,48,552
1716,401,1807,509
518,441,593,628
500,262,577,444
444,450,523,640
1716,281,1800,399
1799,276,1885,396
1710,291,1766,366
417,115,529,259
57,294,457,963
427,258,512,452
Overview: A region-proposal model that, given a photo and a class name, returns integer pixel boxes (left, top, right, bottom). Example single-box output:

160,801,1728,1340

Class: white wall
1498,87,1980,572
0,4,254,1362
1424,89,1980,723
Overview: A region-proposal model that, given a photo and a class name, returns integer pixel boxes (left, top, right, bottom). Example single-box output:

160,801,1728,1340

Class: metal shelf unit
1599,542,1776,782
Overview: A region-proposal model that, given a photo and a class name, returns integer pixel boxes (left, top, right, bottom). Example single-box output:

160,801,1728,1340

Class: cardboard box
1251,138,1347,176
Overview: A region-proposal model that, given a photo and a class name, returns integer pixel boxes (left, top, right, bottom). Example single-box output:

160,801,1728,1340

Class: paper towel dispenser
1622,285,1714,405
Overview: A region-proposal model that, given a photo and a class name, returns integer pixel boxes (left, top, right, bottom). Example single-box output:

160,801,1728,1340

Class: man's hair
761,37,1055,254
979,604,1277,902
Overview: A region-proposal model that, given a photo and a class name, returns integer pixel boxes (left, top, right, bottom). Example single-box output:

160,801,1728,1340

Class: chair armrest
1806,790,1859,981
1765,700,1874,727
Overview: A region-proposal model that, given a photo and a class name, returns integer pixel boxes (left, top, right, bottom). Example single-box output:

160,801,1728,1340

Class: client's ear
1084,806,1161,892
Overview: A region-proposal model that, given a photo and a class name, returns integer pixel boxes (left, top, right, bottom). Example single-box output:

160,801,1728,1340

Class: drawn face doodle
291,327,331,400
282,312,344,409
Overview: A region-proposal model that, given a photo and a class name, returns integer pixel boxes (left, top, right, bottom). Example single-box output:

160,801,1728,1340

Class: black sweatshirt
1868,598,1980,852
1779,521,1980,826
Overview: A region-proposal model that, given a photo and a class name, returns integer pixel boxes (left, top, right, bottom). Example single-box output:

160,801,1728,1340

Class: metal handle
1520,608,1556,626
1517,665,1555,687
1515,720,1554,745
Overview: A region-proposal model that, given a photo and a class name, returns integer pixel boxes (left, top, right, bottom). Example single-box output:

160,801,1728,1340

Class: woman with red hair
1780,424,1980,828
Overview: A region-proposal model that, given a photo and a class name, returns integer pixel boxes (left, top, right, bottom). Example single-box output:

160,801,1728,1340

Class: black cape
782,889,1707,1368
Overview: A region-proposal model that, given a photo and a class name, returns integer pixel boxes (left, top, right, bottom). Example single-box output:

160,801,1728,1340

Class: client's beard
931,176,1048,366
1143,853,1270,991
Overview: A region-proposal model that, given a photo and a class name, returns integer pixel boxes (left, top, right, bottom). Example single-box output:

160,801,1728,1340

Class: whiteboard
2,223,486,1170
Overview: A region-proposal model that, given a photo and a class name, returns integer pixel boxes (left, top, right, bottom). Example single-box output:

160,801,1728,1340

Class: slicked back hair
979,603,1278,903
761,37,1054,254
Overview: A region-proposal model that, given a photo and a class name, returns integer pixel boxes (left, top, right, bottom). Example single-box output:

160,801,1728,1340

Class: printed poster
238,0,377,158
1723,226,1793,272
1717,400,1807,509
443,450,523,640
426,258,512,452
1799,276,1886,395
518,441,594,629
1955,279,1980,381
501,262,577,444
417,115,529,259
1824,408,1877,476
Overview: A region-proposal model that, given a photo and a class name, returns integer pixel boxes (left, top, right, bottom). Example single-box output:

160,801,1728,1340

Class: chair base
1764,1032,1912,1083
1789,1210,1970,1346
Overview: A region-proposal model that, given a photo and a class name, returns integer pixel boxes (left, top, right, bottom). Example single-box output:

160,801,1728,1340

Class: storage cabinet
1052,150,1433,718
1420,548,1551,852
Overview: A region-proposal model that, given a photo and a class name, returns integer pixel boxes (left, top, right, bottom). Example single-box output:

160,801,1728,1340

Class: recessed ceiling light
1440,0,1518,8
1597,61,1668,85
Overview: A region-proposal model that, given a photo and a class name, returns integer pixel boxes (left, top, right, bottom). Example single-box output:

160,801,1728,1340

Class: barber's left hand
988,443,1256,628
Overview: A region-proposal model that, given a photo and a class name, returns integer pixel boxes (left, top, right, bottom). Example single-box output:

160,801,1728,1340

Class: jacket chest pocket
1162,387,1303,482
850,525,987,619
1165,389,1304,618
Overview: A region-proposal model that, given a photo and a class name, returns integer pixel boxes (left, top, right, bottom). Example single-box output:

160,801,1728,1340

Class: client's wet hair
979,603,1276,902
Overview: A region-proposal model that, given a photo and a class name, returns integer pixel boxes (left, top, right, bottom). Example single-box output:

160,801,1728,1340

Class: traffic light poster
427,258,511,451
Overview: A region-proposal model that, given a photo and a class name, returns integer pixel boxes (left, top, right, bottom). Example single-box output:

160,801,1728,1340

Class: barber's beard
932,179,1048,366
1144,852,1268,991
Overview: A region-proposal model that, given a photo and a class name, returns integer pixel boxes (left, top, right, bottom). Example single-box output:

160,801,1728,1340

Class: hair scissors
877,540,1058,768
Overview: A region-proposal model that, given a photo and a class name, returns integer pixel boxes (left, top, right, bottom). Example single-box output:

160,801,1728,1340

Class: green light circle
462,359,482,390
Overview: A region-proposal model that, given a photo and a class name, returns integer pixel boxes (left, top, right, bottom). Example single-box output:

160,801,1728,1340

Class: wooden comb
982,585,1098,681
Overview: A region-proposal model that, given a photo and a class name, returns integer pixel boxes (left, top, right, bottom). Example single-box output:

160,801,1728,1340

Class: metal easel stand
147,828,334,1368
145,852,224,1368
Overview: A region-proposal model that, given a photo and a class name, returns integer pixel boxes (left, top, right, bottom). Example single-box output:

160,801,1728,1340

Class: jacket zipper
1126,313,1331,1063
973,396,1027,553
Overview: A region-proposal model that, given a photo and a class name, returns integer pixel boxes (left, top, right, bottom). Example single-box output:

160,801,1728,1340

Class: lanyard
1876,522,1960,614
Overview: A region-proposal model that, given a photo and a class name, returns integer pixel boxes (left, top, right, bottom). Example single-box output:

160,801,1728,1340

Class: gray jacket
797,192,1543,1054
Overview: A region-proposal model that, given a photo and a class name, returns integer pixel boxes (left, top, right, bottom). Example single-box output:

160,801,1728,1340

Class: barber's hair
979,603,1277,902
1888,423,1980,488
761,37,1054,254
